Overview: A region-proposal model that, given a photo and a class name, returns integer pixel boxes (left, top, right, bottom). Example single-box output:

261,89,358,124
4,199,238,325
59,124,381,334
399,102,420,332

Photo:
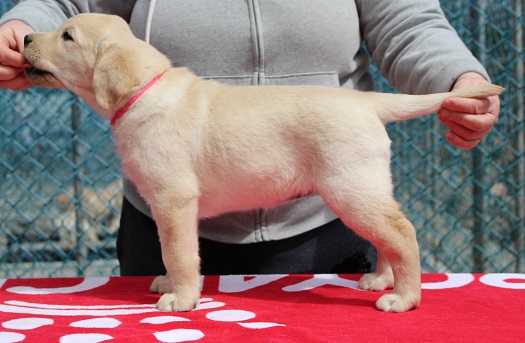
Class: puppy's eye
62,31,74,41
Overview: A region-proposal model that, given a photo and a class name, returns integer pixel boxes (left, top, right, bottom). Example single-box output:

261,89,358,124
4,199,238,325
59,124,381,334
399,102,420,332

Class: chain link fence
0,0,523,277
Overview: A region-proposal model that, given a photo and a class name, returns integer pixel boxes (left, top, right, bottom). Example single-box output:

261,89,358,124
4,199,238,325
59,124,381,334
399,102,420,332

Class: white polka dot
205,310,255,322
238,322,286,329
0,332,25,343
2,318,53,330
70,318,121,329
60,333,113,343
479,273,525,289
140,316,190,324
153,329,204,342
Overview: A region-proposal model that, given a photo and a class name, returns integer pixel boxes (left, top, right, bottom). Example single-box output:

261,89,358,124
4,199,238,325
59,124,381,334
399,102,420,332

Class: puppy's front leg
149,196,201,312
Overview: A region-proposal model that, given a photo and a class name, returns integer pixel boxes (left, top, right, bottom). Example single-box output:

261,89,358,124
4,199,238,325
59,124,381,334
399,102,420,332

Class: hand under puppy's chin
24,67,66,89
26,69,66,88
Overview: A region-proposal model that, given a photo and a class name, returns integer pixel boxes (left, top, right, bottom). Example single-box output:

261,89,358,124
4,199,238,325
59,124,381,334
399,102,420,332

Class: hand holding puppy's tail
449,84,505,99
376,84,504,123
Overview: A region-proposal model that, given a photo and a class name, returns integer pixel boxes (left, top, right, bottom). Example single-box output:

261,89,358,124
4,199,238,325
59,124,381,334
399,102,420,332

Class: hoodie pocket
262,71,339,87
206,71,340,87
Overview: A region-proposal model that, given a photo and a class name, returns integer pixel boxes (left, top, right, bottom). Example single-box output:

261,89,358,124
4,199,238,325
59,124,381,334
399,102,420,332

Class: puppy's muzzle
23,34,51,77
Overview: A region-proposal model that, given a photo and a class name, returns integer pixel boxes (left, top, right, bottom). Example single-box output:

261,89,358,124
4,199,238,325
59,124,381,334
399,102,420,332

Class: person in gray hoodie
0,0,501,276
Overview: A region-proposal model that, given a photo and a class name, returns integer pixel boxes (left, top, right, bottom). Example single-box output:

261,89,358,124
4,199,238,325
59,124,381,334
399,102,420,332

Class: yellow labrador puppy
23,13,503,313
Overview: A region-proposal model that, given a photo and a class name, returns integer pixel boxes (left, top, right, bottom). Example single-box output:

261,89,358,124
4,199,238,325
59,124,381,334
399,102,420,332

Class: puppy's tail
375,84,504,123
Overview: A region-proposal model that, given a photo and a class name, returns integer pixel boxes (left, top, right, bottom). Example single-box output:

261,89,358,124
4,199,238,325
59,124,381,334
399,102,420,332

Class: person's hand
438,72,501,150
0,20,33,90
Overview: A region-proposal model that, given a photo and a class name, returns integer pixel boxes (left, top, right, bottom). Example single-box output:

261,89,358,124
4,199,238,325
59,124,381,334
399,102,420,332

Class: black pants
117,197,376,276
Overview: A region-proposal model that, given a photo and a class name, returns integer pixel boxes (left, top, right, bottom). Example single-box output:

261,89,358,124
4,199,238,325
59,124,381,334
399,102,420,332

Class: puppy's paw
150,275,173,294
150,274,201,311
375,293,420,313
358,272,394,291
157,291,200,312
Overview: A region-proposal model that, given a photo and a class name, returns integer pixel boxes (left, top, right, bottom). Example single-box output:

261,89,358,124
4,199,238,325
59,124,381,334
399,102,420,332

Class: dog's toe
150,275,173,294
358,272,394,291
375,293,419,313
157,293,199,312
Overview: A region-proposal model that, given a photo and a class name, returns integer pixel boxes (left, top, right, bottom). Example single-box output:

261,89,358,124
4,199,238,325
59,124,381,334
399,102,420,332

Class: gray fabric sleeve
0,0,136,31
356,0,490,94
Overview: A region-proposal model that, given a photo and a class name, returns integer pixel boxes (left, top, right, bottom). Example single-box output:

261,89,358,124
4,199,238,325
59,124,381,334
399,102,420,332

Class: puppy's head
24,13,171,112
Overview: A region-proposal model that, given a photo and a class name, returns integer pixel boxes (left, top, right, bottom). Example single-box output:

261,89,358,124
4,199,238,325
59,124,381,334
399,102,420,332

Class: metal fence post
470,0,488,272
71,97,88,276
512,0,524,273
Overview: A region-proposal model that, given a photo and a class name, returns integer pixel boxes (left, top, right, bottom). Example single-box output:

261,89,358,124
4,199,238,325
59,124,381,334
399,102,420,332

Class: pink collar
111,72,166,125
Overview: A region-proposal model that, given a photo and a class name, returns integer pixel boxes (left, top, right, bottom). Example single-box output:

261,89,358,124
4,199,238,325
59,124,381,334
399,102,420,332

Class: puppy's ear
93,41,142,110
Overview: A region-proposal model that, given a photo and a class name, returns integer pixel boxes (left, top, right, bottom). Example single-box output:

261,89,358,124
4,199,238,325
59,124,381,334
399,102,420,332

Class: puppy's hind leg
148,193,201,312
371,208,421,312
318,173,421,312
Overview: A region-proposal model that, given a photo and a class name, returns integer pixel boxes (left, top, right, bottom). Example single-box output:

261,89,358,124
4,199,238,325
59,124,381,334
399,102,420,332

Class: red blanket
0,274,523,342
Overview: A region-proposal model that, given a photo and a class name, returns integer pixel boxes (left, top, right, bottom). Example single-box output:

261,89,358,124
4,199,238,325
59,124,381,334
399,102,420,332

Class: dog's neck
110,72,166,126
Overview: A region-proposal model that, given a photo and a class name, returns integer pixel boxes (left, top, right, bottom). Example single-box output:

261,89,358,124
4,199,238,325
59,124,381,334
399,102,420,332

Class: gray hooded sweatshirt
0,0,490,244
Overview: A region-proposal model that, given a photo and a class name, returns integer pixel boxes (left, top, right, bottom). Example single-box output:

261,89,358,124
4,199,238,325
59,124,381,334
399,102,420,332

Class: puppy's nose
24,34,33,47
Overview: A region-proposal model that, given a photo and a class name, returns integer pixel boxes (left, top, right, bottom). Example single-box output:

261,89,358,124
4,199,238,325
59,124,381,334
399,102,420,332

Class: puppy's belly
197,176,313,219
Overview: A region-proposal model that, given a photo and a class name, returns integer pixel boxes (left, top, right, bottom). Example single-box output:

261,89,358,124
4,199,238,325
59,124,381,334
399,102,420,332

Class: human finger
0,72,31,90
0,20,33,67
442,96,494,115
445,131,482,150
438,108,498,133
